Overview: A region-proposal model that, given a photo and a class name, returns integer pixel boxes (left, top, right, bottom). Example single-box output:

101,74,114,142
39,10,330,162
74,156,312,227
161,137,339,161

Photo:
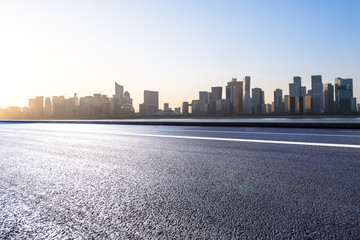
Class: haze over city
0,0,359,111
2,1,360,239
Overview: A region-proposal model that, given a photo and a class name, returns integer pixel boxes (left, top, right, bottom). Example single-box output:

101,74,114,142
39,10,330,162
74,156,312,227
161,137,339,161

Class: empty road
0,123,359,239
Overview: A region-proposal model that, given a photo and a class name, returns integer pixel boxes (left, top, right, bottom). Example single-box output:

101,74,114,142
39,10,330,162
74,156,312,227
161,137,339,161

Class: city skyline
0,1,359,110
0,74,358,112
1,73,358,119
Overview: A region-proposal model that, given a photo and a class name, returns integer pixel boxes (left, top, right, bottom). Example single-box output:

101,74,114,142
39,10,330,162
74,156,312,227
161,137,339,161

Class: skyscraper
289,76,302,97
182,102,189,115
324,83,334,113
226,85,235,113
199,91,211,104
44,97,51,117
242,76,252,114
301,86,307,96
252,88,264,114
114,82,124,116
210,87,222,102
227,78,243,114
28,96,44,118
195,91,211,115
209,87,222,115
215,99,230,115
304,95,312,113
273,89,283,113
335,78,355,113
124,91,133,106
115,82,124,100
311,75,324,114
139,90,159,115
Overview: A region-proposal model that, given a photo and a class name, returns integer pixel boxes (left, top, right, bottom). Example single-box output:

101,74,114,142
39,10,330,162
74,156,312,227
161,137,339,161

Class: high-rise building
115,82,124,100
227,78,243,114
191,100,201,115
210,87,222,102
285,96,295,114
28,96,44,118
199,91,211,104
352,98,357,113
301,86,307,96
266,103,272,114
93,94,103,116
164,103,169,111
174,107,181,115
334,78,341,112
273,89,283,113
182,102,189,115
114,82,124,115
52,96,66,117
324,83,334,113
139,90,159,115
295,96,304,113
226,85,235,114
284,95,289,113
124,91,133,106
311,75,324,114
252,88,264,114
289,76,303,97
242,76,252,114
293,76,301,85
335,78,355,113
44,97,51,117
304,95,312,113
215,99,230,115
84,96,94,116
209,87,222,115
193,91,210,115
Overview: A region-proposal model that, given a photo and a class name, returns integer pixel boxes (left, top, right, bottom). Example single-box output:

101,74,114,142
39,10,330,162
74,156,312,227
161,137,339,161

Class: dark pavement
0,123,359,239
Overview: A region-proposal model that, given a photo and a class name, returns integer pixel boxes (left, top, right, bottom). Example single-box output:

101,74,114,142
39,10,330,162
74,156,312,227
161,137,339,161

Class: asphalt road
0,123,359,239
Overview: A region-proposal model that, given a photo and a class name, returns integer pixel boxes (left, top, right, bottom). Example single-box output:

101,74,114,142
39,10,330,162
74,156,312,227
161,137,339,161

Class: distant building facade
273,89,283,114
252,88,264,114
226,78,243,114
324,83,334,113
335,78,356,113
311,75,324,114
140,90,159,116
242,76,252,114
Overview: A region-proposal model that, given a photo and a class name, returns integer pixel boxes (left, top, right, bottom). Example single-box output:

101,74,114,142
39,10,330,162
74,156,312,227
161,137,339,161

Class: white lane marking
148,129,360,138
117,132,360,149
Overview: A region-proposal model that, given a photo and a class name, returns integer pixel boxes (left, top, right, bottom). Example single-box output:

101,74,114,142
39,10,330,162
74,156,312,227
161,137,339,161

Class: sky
0,0,359,110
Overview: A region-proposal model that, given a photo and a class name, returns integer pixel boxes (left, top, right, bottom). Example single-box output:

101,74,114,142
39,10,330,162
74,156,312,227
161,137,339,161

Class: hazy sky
0,0,359,110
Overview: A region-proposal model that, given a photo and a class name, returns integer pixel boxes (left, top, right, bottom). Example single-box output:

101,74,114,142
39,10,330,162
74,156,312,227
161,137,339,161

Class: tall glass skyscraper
311,75,324,114
335,78,355,113
324,83,334,113
273,89,283,113
227,78,243,114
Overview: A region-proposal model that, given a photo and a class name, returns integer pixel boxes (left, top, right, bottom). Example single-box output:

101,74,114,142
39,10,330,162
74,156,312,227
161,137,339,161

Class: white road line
117,132,360,149
149,129,360,138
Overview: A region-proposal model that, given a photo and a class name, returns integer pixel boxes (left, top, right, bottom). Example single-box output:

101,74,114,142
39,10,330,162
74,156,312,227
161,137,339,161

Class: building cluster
0,82,135,119
139,90,180,116
184,75,358,116
0,75,359,119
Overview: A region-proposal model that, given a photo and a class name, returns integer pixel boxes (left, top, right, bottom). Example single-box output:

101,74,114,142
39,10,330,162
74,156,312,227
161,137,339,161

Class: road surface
0,123,359,239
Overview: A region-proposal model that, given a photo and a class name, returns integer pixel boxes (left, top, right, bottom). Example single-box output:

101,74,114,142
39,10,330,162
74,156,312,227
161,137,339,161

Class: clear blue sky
0,0,359,109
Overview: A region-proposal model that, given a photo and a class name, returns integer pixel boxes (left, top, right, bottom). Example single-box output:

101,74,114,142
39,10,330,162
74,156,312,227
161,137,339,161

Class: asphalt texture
0,123,360,239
